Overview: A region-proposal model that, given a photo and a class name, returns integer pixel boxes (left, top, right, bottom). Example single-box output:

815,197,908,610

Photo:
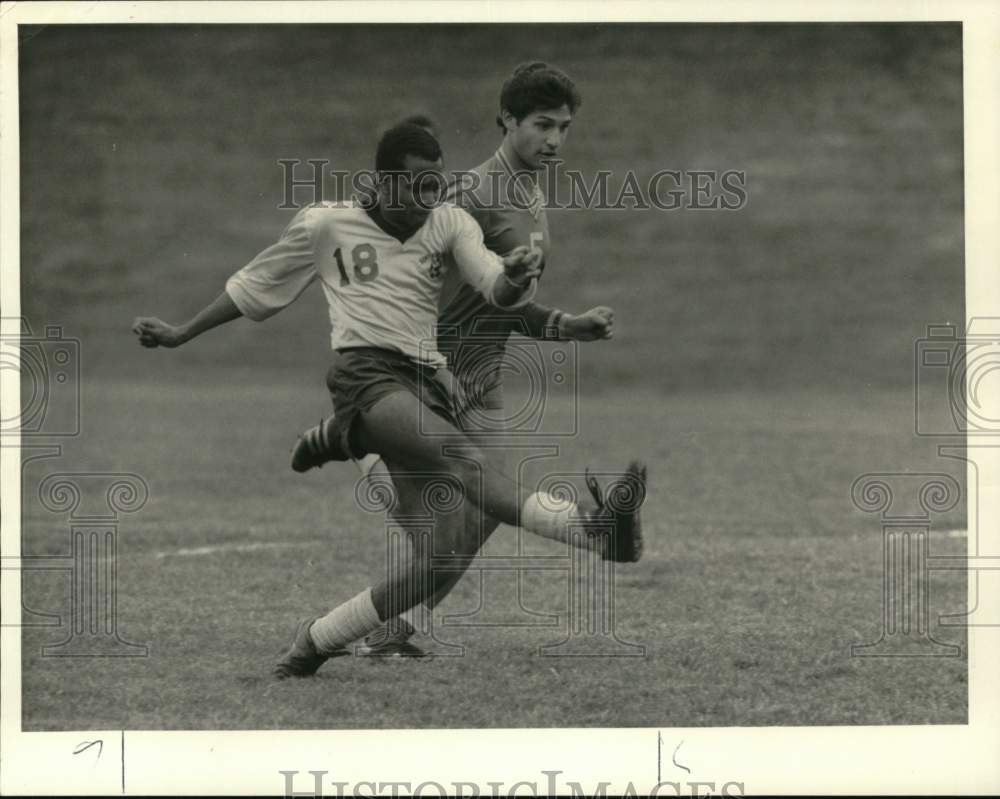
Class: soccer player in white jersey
132,121,646,679
292,64,638,658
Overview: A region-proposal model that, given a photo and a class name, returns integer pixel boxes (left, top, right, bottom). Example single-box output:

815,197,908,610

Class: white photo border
2,1,997,795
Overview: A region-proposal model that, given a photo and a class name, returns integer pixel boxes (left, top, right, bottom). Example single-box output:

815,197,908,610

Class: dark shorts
440,339,506,415
327,347,456,457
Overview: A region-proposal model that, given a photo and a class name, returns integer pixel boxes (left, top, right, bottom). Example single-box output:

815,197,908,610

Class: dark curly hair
397,113,440,139
496,61,582,130
375,122,442,173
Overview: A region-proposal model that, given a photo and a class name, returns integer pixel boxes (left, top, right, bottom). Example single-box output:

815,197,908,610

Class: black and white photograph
2,1,999,796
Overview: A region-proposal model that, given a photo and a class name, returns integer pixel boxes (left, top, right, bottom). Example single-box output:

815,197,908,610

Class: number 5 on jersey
334,244,380,286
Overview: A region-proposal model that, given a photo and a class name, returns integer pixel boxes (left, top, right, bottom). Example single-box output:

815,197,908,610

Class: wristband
545,309,565,340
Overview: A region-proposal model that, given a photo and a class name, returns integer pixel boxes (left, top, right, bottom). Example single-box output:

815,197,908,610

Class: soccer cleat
356,618,427,658
291,416,351,473
585,461,647,563
273,617,345,679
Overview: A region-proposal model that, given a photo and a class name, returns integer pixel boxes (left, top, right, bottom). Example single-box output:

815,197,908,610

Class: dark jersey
438,148,556,381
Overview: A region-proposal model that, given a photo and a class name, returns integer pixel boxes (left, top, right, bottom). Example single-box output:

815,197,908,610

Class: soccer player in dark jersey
291,64,638,657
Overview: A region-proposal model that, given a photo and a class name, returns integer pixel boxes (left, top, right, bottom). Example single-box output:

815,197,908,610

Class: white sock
309,588,383,654
354,453,383,478
519,491,584,545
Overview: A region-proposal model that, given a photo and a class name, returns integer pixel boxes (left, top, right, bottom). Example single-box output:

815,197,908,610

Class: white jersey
225,202,507,366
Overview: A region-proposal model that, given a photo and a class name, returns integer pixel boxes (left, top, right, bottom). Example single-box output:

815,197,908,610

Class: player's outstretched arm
514,302,615,342
560,306,615,341
132,291,243,348
135,207,319,349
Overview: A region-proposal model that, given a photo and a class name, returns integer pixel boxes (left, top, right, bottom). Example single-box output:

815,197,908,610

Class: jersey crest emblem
420,252,445,278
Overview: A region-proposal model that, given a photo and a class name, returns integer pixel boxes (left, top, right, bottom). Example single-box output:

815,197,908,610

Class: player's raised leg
275,390,644,678
359,392,540,528
364,426,646,650
355,390,646,564
294,402,643,559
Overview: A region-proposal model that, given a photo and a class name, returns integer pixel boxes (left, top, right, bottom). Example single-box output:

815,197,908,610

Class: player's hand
563,306,615,341
131,317,188,348
501,245,543,287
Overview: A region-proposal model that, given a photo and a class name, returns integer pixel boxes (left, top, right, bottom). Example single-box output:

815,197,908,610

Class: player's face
379,154,446,232
507,105,574,169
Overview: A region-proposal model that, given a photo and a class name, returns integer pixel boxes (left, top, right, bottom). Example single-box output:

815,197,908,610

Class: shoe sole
608,461,647,563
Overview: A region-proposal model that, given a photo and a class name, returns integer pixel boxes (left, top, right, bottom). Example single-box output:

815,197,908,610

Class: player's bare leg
361,478,503,653
359,393,645,645
425,511,501,608
368,436,638,648
360,389,648,651
279,456,486,676
275,390,644,677
365,464,477,624
356,465,470,657
276,467,447,677
357,390,555,527
358,393,645,557
418,423,506,598
291,411,640,559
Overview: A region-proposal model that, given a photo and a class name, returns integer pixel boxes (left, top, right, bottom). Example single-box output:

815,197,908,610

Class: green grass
21,378,966,729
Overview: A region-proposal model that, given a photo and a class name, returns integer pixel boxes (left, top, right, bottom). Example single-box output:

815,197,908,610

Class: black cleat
291,416,350,473
273,617,344,679
356,618,427,659
585,461,647,563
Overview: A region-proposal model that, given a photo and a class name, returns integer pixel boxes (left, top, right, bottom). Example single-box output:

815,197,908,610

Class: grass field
20,376,966,729
16,24,967,729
